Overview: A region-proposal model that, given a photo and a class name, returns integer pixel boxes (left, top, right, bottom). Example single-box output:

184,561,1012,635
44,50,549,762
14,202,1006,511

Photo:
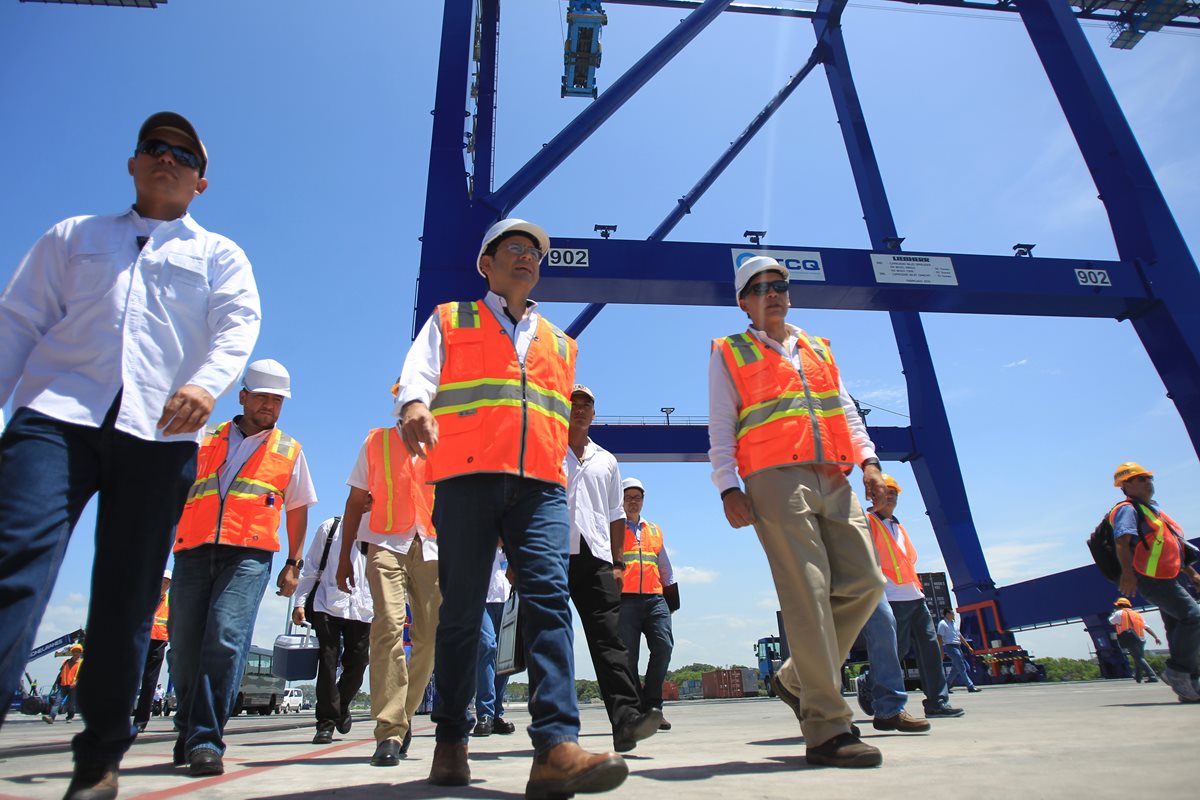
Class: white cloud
1003,359,1028,368
674,565,718,584
981,541,1060,584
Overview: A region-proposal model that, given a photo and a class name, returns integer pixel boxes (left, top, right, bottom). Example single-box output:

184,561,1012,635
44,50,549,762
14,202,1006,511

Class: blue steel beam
1017,0,1200,462
472,0,500,196
566,43,825,338
538,237,1148,318
591,423,916,462
605,0,814,16
814,0,997,605
484,0,735,217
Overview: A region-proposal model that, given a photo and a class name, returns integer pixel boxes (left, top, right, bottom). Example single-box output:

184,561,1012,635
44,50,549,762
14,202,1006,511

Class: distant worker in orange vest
133,569,173,732
1109,461,1200,702
43,643,84,724
169,359,317,776
617,477,678,730
708,256,887,768
397,218,627,795
1109,597,1161,684
336,413,440,766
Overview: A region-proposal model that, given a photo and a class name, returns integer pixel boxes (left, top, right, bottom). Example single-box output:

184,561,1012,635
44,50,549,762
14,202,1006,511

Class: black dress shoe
312,726,334,745
492,716,516,735
472,715,494,736
188,749,224,777
336,712,353,735
63,764,119,800
967,686,983,693
371,738,402,767
614,708,662,752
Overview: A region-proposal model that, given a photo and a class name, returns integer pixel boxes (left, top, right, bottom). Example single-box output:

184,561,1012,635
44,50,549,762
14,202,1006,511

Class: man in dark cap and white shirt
0,112,260,799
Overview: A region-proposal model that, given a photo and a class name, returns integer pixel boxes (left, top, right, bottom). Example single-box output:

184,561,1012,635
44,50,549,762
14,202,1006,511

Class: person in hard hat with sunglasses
169,358,317,776
1109,462,1200,702
396,219,627,796
708,256,887,768
0,111,261,800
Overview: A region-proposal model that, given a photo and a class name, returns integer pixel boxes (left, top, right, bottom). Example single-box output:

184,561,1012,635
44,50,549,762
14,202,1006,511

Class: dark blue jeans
475,601,509,720
169,545,273,756
944,644,975,689
432,474,578,754
619,594,674,710
0,405,196,768
891,599,951,710
1137,572,1200,677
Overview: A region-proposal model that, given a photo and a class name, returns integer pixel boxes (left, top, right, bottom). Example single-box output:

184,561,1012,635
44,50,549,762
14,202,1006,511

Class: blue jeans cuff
533,734,578,756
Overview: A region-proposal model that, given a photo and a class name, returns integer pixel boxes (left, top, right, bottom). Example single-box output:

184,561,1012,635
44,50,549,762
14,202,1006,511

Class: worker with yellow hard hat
42,642,84,724
1108,461,1200,702
1109,597,1161,684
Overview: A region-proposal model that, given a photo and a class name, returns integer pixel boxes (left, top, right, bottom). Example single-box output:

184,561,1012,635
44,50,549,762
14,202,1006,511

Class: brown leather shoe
805,732,883,768
63,764,119,800
873,711,931,733
427,742,470,787
526,741,628,799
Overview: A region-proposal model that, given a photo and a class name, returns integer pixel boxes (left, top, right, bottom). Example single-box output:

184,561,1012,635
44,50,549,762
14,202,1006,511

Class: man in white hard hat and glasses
708,256,887,768
0,111,260,799
397,219,628,796
168,358,317,777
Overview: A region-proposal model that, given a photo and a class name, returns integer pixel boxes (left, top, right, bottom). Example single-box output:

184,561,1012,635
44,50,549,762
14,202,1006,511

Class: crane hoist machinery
562,0,608,98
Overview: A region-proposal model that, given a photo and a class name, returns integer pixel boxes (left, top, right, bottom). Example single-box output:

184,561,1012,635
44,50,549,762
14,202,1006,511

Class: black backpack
1087,501,1140,583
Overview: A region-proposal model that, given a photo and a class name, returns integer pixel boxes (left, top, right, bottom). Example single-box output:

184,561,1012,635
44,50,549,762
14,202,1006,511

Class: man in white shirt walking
566,385,663,752
0,112,260,800
937,610,981,692
294,515,373,744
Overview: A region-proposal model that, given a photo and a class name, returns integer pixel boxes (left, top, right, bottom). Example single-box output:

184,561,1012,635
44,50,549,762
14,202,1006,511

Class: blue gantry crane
562,0,609,98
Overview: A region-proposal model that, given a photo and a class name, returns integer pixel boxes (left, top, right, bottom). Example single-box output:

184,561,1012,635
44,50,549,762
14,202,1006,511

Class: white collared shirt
395,291,540,413
220,418,317,511
707,322,877,494
937,619,963,646
0,207,260,443
293,516,373,623
345,432,438,559
565,438,625,560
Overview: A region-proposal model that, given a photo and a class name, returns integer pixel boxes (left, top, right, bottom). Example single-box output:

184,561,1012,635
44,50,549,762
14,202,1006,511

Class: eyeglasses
501,241,544,262
135,139,203,171
1130,475,1154,482
743,279,790,297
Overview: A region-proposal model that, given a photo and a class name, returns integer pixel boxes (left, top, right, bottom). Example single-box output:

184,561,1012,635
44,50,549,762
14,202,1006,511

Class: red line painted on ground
0,792,34,799
130,723,432,799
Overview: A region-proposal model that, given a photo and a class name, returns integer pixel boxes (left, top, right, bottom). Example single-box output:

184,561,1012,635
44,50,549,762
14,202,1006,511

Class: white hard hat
621,477,645,494
476,218,551,277
163,569,172,581
734,255,788,300
243,358,292,398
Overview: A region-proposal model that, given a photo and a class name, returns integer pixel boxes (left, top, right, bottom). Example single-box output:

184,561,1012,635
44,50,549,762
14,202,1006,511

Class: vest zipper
519,360,528,478
793,342,824,463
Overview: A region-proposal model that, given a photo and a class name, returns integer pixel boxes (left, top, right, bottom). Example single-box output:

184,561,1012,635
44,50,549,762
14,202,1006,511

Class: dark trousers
569,549,643,728
1117,631,1157,682
0,404,196,768
311,610,371,728
133,640,168,724
1137,572,1200,677
619,594,674,710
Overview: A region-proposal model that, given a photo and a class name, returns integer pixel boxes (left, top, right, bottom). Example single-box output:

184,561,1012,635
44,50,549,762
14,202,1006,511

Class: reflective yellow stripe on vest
1140,503,1167,577
382,428,397,531
431,378,570,428
449,301,480,330
726,333,764,367
736,389,845,440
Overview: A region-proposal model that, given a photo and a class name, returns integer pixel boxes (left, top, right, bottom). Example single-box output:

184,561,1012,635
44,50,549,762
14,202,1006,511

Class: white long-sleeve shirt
0,207,260,443
565,438,625,560
293,516,373,623
345,433,437,559
707,322,876,494
395,291,540,413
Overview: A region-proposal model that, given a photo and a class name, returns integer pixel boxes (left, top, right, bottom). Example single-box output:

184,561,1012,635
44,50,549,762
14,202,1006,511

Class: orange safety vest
868,513,921,589
365,427,436,537
174,421,302,553
1109,500,1185,580
622,520,665,595
427,301,576,486
151,591,169,641
714,330,860,479
1114,608,1146,638
59,659,81,688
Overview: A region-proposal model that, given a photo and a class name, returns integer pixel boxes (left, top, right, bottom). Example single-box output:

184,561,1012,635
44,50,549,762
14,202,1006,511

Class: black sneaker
313,726,334,745
967,686,982,693
472,714,494,736
614,708,662,752
924,702,965,718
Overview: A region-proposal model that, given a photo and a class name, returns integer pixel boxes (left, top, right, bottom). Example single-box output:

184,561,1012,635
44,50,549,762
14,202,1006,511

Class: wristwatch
285,558,303,570
612,561,625,569
861,457,881,470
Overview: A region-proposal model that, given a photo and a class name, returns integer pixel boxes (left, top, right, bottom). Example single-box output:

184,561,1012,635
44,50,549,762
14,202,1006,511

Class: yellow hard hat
1113,462,1152,487
69,643,83,653
881,474,902,494
1114,597,1131,608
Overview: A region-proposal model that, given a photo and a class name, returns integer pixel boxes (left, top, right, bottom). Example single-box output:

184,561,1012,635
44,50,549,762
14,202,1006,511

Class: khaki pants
745,465,884,747
365,541,441,743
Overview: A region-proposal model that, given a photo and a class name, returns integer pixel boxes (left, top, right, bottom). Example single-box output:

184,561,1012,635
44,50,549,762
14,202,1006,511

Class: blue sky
3,1,1198,691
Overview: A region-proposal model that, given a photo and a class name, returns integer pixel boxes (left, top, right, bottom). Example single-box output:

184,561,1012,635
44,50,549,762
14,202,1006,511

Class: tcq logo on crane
731,249,826,282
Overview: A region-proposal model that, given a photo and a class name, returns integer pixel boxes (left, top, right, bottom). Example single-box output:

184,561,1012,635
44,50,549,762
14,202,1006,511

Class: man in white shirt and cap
0,111,260,799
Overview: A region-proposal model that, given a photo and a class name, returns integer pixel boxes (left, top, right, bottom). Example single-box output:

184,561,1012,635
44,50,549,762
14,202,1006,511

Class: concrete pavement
0,679,1194,798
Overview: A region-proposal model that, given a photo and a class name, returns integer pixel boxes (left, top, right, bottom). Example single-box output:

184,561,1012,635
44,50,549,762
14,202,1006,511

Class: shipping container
661,680,679,701
739,668,758,696
678,678,703,700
